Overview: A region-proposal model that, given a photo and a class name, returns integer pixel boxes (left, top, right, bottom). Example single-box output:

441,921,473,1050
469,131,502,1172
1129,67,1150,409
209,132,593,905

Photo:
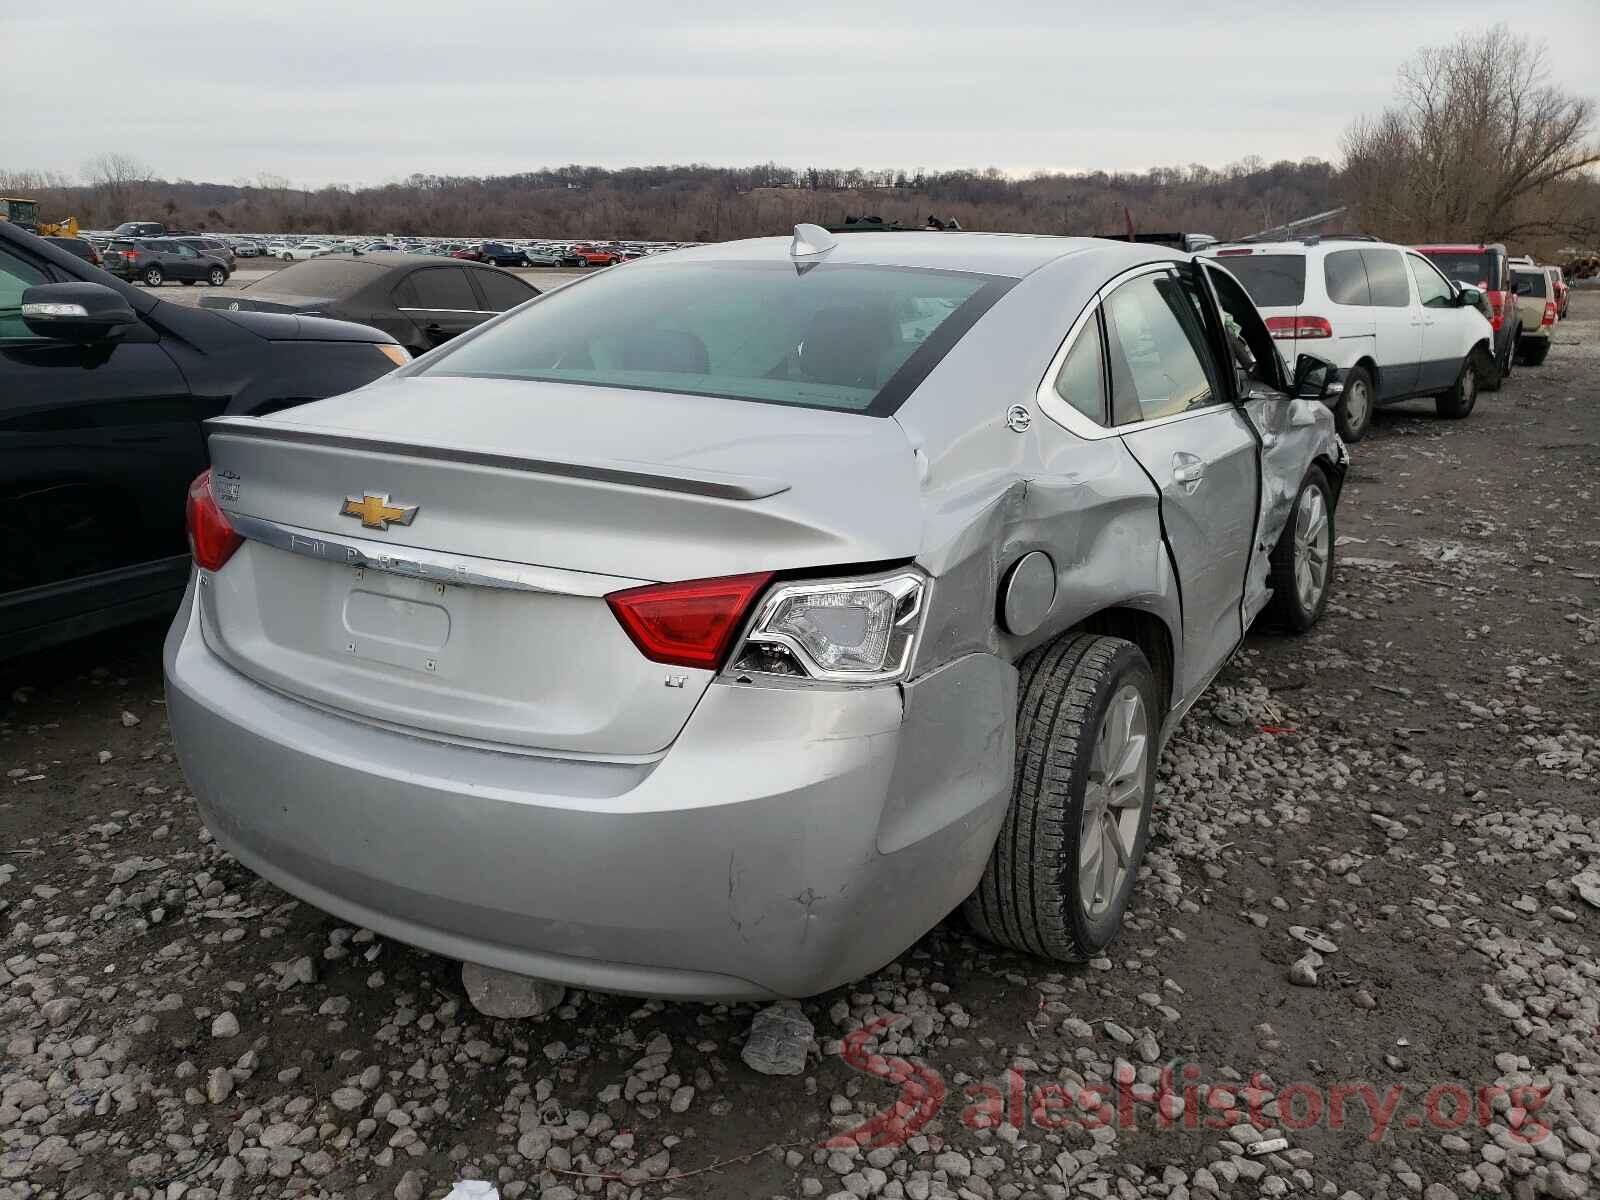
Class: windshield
1421,251,1499,291
1210,254,1305,307
256,257,385,297
5,199,40,225
420,260,1013,415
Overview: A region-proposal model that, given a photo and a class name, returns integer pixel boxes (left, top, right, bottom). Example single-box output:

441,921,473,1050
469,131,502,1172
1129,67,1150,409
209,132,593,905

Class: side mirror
21,282,139,342
1454,284,1484,308
1292,353,1344,402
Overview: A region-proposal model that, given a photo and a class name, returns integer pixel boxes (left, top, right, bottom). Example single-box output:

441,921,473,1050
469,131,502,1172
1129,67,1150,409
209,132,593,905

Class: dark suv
104,238,231,288
0,222,410,658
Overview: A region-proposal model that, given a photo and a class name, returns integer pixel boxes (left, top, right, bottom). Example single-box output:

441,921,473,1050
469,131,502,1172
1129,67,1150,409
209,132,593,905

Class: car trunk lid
198,375,922,755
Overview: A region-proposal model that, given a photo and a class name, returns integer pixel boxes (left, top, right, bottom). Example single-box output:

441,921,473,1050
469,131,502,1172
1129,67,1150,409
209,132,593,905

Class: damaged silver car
165,226,1347,1000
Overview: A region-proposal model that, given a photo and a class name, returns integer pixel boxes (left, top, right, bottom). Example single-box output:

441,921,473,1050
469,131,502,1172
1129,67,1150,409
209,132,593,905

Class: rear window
1211,254,1305,307
1512,268,1549,297
1422,251,1501,292
260,257,387,298
420,260,1012,416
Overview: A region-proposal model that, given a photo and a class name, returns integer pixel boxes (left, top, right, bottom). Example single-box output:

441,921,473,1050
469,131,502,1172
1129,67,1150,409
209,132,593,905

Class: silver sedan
165,227,1346,1000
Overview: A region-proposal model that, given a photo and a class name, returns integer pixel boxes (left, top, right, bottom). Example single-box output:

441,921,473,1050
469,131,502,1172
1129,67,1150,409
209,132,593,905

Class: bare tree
83,152,155,222
1342,25,1599,248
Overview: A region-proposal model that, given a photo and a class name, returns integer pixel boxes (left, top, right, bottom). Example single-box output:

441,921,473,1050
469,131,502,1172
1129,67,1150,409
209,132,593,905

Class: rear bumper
164,583,1012,999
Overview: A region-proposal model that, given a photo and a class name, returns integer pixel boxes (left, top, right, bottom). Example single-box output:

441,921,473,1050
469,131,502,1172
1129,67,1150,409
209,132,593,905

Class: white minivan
1202,237,1494,441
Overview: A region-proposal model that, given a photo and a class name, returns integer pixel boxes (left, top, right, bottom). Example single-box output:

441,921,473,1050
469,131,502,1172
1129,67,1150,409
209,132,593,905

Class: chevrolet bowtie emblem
341,493,419,530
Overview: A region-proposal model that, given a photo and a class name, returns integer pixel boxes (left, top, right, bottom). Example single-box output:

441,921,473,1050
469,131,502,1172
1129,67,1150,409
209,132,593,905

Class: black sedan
0,223,410,658
200,252,540,356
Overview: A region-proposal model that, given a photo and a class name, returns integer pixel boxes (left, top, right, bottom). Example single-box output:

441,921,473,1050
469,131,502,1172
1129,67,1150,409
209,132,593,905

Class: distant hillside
7,159,1341,241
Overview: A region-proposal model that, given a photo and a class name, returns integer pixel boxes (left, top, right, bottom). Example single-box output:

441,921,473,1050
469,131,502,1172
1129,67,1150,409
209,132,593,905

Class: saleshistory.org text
827,1017,1552,1151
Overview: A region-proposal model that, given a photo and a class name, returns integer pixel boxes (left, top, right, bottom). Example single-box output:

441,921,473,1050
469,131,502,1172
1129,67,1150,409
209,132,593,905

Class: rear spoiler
204,416,791,502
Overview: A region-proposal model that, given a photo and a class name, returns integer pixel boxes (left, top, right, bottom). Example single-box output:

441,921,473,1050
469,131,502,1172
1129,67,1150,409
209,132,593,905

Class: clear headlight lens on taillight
730,572,925,684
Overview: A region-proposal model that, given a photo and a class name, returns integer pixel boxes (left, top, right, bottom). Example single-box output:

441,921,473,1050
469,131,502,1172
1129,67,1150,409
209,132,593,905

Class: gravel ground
2,292,1597,1200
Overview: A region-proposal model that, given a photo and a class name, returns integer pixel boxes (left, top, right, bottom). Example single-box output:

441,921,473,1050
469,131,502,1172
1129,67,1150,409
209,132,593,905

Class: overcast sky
5,0,1597,188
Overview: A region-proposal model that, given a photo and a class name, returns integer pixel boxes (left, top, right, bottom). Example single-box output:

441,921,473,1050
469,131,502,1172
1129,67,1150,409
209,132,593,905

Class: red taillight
1488,292,1505,330
1542,302,1557,326
606,572,773,671
185,470,243,571
1264,315,1332,340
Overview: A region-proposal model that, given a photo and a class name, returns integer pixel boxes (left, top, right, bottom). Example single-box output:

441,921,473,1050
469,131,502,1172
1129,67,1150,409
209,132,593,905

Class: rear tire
1263,466,1335,631
1333,365,1374,443
965,635,1159,962
1436,349,1483,419
1518,339,1551,367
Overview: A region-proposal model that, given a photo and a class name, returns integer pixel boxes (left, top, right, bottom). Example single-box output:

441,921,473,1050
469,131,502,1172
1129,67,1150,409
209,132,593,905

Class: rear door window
1323,250,1371,306
410,267,479,311
0,246,49,340
1360,249,1412,307
471,270,538,311
1102,271,1220,424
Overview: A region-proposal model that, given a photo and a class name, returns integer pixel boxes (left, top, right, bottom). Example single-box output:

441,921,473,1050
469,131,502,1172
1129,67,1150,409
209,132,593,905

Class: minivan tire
1436,350,1483,419
1263,465,1335,631
142,266,163,287
1334,365,1374,442
965,634,1159,963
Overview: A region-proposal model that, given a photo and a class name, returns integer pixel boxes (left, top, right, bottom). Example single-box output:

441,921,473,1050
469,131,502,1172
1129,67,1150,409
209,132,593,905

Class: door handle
1172,453,1204,488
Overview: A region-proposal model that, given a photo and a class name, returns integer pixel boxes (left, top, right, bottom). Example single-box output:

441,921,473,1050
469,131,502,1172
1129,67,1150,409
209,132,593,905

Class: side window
391,276,418,307
1102,272,1220,424
472,270,537,312
410,267,477,310
0,247,49,341
1050,312,1108,425
1408,255,1455,309
1360,249,1411,307
1323,250,1370,306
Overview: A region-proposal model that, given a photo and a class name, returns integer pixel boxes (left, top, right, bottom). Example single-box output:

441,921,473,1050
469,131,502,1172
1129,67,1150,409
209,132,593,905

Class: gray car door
1106,267,1259,699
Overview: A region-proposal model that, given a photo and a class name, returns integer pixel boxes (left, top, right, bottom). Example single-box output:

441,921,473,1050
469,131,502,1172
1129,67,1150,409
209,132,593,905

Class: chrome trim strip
205,417,790,501
396,307,499,316
228,513,645,597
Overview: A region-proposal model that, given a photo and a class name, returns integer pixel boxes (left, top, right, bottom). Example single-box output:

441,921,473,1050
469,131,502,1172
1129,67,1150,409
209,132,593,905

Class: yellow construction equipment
0,197,80,238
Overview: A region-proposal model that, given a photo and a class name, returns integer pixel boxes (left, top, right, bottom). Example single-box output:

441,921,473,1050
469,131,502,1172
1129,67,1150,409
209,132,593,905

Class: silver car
165,228,1347,1000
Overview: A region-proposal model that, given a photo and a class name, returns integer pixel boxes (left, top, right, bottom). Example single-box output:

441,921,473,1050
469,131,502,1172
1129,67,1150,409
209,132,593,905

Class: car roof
661,231,1173,279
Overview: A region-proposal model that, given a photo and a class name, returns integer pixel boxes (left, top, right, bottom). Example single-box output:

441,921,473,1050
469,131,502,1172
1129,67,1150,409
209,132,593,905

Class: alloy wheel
1293,485,1331,613
1078,685,1149,918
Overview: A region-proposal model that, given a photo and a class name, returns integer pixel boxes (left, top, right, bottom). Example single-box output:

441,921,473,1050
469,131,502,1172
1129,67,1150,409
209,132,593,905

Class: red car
571,244,621,267
451,246,487,263
1414,243,1519,386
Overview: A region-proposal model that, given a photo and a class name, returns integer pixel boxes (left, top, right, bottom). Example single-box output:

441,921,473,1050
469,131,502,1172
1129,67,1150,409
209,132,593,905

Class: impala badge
341,492,419,531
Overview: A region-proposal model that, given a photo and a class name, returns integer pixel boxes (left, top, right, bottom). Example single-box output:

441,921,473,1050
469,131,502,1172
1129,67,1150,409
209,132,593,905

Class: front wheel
1436,350,1483,419
965,635,1159,962
208,267,227,287
142,266,163,287
1333,365,1374,442
1263,465,1335,631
